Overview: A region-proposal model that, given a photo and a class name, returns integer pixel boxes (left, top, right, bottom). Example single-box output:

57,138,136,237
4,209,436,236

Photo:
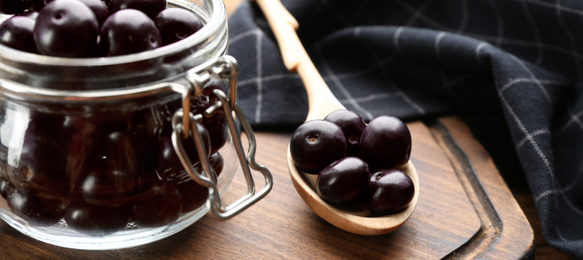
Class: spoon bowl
288,152,419,235
257,0,419,235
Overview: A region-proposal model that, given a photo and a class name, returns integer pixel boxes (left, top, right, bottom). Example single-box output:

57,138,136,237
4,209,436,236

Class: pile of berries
0,0,203,57
0,0,237,237
290,109,415,216
0,78,230,235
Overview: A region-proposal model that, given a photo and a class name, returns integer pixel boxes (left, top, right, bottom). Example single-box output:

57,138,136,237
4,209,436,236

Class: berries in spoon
324,109,366,157
366,169,415,215
317,157,370,205
290,120,347,174
359,115,411,170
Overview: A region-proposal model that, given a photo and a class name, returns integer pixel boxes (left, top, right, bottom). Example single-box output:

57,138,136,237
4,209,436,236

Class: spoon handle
256,0,345,121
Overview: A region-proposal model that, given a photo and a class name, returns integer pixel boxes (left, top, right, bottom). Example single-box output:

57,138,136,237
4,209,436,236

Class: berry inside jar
0,78,232,236
0,0,235,244
0,0,204,57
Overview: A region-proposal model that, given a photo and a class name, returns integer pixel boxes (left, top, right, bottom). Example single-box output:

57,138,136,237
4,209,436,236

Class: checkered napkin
227,0,583,256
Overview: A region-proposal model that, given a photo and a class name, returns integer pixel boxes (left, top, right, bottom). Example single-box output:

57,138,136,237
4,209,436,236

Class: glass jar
0,0,272,250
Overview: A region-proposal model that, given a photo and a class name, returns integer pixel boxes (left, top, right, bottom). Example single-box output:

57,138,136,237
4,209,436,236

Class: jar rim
0,0,226,67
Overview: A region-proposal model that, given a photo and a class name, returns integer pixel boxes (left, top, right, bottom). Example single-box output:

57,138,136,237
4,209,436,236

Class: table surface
0,116,573,259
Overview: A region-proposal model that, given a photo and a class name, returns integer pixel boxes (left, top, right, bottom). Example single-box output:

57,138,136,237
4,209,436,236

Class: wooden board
0,117,535,259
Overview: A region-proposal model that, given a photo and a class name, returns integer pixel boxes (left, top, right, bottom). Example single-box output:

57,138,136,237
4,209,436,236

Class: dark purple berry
359,116,411,170
177,175,209,213
0,16,38,53
0,0,33,14
100,9,162,56
204,113,229,154
19,113,70,194
202,78,229,97
194,152,223,183
33,0,99,57
7,188,65,226
366,169,414,215
71,131,138,207
157,123,211,178
108,0,166,18
64,201,129,236
77,0,110,25
208,152,224,177
316,157,370,205
155,7,202,45
324,109,366,157
131,180,181,227
290,120,347,174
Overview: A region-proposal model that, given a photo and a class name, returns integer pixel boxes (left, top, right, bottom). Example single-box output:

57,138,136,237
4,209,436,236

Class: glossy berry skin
359,116,411,170
177,178,208,213
19,113,70,193
204,113,228,154
108,0,167,18
77,0,110,25
100,9,162,56
290,120,347,174
0,16,37,53
64,202,129,236
316,157,370,205
131,181,182,227
7,188,65,226
33,0,99,57
202,78,229,97
71,131,139,207
208,152,224,177
194,151,224,182
0,0,33,14
157,123,211,179
155,8,202,45
366,169,414,215
324,109,366,157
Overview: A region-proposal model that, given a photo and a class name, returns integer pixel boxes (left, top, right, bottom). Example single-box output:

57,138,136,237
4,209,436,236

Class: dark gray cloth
227,0,583,257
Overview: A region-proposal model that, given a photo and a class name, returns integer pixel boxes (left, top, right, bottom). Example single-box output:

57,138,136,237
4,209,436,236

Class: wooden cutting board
0,117,534,259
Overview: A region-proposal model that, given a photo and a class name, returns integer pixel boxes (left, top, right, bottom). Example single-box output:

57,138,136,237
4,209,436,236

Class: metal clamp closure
171,55,273,219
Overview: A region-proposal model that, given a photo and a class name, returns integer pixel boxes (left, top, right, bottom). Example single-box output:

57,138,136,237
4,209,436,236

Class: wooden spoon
256,0,419,235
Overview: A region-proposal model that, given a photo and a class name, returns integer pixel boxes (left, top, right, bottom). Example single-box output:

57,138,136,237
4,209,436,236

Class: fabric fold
228,0,583,257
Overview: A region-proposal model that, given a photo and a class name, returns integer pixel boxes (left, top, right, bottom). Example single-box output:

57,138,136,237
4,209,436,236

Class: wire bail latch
171,55,273,219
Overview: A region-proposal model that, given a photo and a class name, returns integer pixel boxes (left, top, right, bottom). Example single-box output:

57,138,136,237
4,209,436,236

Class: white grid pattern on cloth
254,30,264,123
314,42,375,120
392,0,583,66
508,55,553,103
521,0,544,65
553,0,583,82
354,26,427,116
226,0,583,256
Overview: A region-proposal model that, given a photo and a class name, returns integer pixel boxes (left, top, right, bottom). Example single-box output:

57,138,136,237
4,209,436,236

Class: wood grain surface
1,117,537,259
